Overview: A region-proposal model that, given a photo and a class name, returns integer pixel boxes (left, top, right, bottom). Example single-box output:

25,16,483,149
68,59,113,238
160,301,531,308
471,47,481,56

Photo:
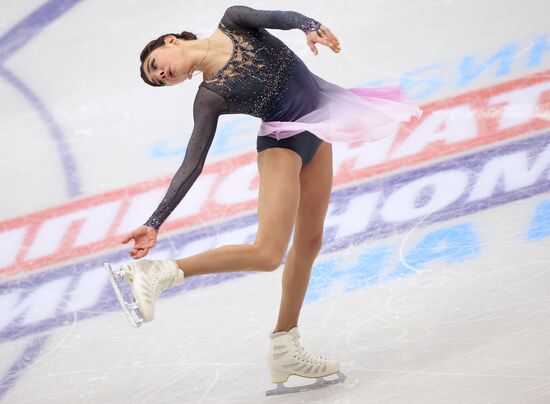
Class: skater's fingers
316,27,340,53
134,248,148,259
131,248,144,259
307,39,318,55
319,26,340,47
121,233,134,244
135,240,155,249
309,36,337,54
317,37,333,49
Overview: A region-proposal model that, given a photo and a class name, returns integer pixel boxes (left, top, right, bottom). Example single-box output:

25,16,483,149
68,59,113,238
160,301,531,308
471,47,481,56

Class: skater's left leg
266,142,344,393
274,141,333,333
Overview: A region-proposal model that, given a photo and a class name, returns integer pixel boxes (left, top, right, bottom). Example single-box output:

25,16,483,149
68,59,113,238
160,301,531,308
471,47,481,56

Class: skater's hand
306,25,341,55
121,225,158,259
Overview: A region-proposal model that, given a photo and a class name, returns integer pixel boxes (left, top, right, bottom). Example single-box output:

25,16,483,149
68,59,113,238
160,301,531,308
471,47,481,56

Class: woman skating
112,5,421,395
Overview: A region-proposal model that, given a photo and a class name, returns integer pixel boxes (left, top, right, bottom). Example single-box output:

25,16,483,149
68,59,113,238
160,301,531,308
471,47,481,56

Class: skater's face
143,35,191,86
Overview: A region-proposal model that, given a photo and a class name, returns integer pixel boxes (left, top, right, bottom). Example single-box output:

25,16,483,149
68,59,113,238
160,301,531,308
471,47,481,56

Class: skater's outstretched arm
122,86,228,258
222,6,341,55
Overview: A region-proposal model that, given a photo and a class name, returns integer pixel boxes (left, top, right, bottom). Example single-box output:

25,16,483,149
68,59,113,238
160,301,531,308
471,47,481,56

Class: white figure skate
105,259,184,327
266,327,346,396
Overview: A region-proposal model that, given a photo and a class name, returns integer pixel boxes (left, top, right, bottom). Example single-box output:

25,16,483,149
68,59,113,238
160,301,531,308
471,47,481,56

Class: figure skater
111,5,422,395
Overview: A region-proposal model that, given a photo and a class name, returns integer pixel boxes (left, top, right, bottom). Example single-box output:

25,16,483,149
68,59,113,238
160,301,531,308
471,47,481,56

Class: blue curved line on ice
0,66,81,197
0,0,84,197
0,335,50,401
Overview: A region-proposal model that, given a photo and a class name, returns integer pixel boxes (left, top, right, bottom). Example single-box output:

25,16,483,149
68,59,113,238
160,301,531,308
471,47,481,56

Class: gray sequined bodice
202,21,311,121
145,6,322,230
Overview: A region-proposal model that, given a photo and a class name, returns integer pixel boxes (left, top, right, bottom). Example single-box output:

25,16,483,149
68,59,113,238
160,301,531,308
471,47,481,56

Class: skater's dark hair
140,31,197,87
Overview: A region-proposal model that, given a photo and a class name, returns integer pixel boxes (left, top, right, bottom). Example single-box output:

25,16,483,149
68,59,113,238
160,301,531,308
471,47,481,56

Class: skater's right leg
115,148,302,323
176,147,302,276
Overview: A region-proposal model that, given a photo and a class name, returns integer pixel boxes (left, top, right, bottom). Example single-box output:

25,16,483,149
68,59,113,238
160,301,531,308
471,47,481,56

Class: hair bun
178,31,197,40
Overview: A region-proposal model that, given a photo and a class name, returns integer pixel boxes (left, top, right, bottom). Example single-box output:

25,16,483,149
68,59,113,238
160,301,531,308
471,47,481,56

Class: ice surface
1,0,549,403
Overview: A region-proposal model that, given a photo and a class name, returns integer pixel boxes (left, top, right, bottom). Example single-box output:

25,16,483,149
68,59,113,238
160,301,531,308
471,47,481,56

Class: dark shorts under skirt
256,131,323,166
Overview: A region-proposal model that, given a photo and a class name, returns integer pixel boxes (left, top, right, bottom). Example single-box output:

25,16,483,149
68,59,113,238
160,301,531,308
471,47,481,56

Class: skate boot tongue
288,327,300,339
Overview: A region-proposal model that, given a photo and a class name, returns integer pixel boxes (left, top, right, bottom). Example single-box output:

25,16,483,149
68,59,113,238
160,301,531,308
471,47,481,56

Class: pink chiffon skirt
258,75,423,143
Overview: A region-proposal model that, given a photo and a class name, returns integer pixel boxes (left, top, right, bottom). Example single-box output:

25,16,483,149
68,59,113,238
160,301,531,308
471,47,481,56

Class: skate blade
104,263,144,328
265,371,346,396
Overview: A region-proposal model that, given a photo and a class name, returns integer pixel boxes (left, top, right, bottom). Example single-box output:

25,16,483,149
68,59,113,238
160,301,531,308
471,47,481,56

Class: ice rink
1,0,549,402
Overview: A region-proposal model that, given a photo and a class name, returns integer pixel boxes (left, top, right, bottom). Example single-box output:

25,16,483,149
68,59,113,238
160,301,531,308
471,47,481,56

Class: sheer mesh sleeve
144,85,228,231
221,5,321,34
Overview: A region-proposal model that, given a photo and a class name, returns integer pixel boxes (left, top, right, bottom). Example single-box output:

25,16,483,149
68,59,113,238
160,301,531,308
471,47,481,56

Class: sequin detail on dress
204,23,268,89
201,21,302,121
299,19,322,33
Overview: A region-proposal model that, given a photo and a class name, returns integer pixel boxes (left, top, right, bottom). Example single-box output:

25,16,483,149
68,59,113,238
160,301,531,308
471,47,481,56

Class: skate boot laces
290,334,328,365
144,261,181,298
151,274,174,298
